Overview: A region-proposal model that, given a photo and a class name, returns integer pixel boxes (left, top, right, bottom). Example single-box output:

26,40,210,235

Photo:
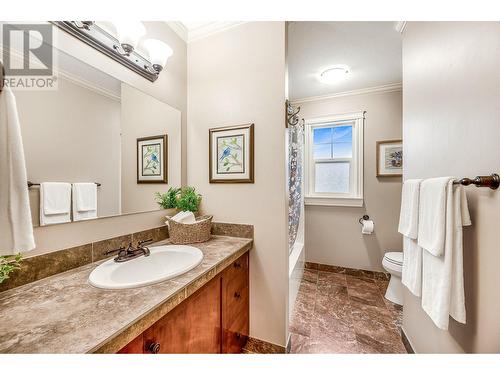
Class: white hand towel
421,180,471,330
0,86,35,255
402,237,423,297
72,183,97,221
39,182,71,226
398,179,423,239
171,211,196,224
418,177,452,256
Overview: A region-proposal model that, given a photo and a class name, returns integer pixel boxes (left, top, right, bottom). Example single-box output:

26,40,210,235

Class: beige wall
402,22,500,353
22,22,187,256
187,22,289,346
15,77,121,225
296,90,403,271
120,84,182,213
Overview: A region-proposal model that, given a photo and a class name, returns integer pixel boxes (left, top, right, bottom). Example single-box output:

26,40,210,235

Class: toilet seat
383,251,403,266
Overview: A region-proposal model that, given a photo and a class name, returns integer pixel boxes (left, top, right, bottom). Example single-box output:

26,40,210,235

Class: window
304,111,364,207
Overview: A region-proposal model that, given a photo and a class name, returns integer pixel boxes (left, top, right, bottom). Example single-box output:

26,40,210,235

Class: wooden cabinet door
143,275,222,354
222,253,249,353
117,333,144,354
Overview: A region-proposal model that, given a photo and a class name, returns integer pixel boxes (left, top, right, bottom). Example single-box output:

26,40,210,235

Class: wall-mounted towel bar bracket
453,174,499,190
27,181,101,188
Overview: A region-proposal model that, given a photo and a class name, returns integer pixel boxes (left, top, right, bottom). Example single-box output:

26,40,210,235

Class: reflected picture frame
209,123,255,183
137,134,168,184
376,139,402,177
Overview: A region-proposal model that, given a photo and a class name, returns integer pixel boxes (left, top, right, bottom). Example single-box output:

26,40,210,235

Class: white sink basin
88,245,203,289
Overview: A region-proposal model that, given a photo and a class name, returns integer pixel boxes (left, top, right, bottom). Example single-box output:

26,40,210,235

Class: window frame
304,111,364,207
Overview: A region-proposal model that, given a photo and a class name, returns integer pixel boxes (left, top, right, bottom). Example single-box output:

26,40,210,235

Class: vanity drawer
223,252,249,282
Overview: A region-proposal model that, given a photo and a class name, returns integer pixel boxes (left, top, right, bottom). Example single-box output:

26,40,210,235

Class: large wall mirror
14,48,182,227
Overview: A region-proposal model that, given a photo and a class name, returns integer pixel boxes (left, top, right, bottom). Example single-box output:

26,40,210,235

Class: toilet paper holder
359,215,370,225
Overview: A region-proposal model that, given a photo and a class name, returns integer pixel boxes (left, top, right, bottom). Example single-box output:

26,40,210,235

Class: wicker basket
167,215,213,244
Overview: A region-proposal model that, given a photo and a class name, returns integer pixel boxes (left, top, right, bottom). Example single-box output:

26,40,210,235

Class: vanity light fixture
143,39,173,74
52,21,172,82
112,21,146,56
318,65,350,84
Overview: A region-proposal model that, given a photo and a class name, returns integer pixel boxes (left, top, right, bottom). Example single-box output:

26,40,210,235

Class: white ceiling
288,22,402,100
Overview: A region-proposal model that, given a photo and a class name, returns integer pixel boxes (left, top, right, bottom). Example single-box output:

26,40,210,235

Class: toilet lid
384,251,403,266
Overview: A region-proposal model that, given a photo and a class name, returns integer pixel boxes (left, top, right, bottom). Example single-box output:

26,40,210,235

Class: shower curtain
288,119,304,253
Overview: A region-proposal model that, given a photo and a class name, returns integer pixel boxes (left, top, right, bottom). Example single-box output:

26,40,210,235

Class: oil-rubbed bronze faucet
103,238,153,263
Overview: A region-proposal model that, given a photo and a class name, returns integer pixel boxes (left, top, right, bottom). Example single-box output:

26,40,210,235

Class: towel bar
27,181,101,188
453,174,499,190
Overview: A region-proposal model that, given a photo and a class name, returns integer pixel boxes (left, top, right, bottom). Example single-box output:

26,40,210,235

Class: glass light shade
144,39,173,68
113,21,146,49
318,65,350,84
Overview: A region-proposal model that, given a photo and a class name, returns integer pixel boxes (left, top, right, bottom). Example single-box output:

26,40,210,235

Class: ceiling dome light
318,65,350,84
144,39,173,73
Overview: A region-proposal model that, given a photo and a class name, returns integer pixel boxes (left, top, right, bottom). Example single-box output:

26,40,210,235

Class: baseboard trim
243,336,286,354
305,262,389,280
401,328,415,354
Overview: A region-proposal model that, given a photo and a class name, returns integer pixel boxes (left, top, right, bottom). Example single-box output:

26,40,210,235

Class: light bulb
144,39,173,72
113,21,146,50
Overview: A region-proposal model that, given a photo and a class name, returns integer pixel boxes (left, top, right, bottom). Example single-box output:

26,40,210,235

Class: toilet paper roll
361,220,374,234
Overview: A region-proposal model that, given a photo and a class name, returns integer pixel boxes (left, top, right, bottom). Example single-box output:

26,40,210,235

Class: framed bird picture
137,134,168,183
376,139,402,177
209,123,254,183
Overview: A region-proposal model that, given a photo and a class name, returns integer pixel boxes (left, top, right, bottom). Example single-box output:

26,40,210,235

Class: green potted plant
176,186,202,214
155,187,180,217
0,253,22,284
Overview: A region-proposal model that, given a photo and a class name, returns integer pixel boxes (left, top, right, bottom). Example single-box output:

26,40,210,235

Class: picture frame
376,139,402,177
137,134,168,184
209,123,255,183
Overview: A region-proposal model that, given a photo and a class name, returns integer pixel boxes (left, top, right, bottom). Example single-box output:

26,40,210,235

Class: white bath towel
398,179,423,239
0,86,35,255
418,177,452,257
39,182,71,226
421,180,471,330
72,183,97,221
402,237,423,297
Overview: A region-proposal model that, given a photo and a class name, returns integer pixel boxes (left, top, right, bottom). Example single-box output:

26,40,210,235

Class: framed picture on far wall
137,134,168,183
209,123,254,183
376,139,402,177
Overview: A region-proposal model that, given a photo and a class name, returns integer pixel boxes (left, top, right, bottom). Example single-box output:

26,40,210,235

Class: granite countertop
0,235,252,354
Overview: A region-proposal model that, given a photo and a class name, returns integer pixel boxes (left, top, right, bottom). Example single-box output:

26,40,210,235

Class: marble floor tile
290,333,310,353
318,271,347,287
302,269,319,284
289,267,406,354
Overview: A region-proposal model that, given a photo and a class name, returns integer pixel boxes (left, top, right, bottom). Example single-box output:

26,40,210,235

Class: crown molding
188,22,247,42
57,70,121,101
165,22,189,42
290,83,402,105
395,21,407,34
165,22,247,43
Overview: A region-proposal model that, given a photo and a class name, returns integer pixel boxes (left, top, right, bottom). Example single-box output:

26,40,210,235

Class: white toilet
382,251,403,305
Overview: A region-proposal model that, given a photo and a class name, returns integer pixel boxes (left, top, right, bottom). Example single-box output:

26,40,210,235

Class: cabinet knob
233,262,242,268
234,291,241,299
148,342,161,354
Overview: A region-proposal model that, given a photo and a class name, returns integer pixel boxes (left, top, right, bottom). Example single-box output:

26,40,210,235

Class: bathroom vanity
118,251,249,354
0,234,252,354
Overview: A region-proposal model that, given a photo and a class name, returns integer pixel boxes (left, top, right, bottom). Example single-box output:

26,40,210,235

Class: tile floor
289,265,407,354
